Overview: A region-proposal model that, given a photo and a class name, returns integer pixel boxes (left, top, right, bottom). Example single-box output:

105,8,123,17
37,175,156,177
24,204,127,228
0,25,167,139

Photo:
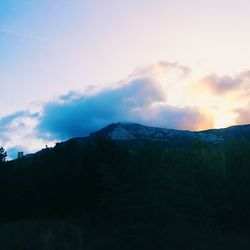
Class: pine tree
0,147,7,165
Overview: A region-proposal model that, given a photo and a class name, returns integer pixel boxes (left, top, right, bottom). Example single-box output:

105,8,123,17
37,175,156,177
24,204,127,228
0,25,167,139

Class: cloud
235,103,250,125
200,75,240,95
0,111,55,159
35,62,210,141
130,61,191,79
8,60,250,158
0,61,212,158
38,75,211,140
194,70,250,97
141,104,213,131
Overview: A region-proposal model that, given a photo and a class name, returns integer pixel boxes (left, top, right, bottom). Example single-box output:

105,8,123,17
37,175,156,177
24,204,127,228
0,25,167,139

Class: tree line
0,138,250,248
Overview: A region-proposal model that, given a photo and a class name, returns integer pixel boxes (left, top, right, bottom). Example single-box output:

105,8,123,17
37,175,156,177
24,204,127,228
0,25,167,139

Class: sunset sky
1,0,250,157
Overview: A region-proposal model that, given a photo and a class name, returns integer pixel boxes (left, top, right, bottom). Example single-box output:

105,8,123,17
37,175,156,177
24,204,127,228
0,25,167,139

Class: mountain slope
26,122,250,159
89,122,250,144
4,122,250,249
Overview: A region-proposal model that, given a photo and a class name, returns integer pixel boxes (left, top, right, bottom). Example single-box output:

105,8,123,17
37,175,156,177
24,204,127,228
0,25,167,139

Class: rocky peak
89,122,250,144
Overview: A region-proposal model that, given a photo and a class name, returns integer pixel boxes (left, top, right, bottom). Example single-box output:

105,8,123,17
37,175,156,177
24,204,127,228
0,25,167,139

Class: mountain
90,122,222,142
73,122,250,146
26,122,250,159
92,122,250,141
3,122,250,249
22,122,250,163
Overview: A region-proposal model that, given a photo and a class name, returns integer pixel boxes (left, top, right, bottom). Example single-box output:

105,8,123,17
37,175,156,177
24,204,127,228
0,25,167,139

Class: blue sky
1,0,250,157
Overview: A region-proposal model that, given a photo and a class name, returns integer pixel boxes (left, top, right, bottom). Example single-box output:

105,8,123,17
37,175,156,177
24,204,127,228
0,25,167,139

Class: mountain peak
108,124,136,140
90,122,136,140
90,122,192,141
84,122,250,146
89,122,250,144
25,122,250,160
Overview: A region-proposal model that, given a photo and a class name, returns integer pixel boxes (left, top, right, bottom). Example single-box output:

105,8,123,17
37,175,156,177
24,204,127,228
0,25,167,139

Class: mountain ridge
90,122,250,143
24,122,250,159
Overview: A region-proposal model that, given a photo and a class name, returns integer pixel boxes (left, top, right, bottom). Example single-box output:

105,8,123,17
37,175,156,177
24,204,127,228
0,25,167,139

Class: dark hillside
0,123,250,249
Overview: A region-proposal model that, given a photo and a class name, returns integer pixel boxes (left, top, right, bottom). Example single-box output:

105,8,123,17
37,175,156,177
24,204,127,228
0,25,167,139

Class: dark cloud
38,78,165,139
38,77,212,140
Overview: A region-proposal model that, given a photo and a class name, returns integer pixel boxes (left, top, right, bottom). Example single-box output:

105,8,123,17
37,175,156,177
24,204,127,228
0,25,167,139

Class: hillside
1,123,250,249
27,122,250,159
90,122,250,142
43,122,250,158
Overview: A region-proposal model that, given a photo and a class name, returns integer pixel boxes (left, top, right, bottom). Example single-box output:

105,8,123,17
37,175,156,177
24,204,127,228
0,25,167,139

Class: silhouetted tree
18,151,24,159
0,147,7,164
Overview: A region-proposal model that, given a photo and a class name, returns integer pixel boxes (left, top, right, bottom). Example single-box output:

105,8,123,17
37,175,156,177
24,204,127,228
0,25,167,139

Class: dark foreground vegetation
0,137,250,249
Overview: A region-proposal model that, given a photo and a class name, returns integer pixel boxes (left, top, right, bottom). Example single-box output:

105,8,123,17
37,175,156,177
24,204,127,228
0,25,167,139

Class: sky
1,0,250,158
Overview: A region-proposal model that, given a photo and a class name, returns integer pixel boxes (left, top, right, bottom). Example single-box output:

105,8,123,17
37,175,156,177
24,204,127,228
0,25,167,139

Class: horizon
1,0,250,157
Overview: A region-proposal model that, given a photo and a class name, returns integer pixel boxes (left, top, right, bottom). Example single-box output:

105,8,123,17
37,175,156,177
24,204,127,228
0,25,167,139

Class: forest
0,137,250,249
